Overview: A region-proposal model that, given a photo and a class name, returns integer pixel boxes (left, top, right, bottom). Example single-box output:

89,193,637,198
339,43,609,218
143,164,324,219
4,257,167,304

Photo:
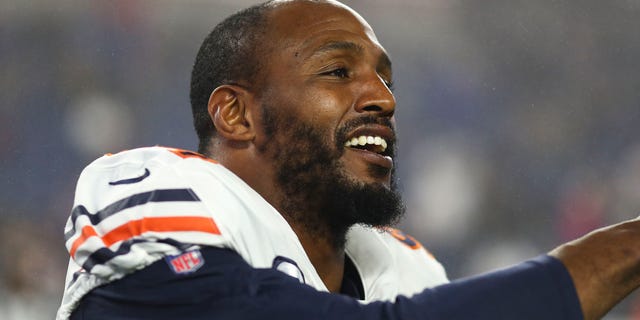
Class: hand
550,218,640,320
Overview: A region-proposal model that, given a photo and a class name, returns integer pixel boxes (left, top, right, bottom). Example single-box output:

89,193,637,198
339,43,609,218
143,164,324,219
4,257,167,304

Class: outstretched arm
65,219,640,320
550,218,640,320
69,247,582,320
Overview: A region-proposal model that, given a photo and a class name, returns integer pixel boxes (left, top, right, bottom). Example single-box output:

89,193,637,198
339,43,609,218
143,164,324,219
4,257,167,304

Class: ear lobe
207,85,255,141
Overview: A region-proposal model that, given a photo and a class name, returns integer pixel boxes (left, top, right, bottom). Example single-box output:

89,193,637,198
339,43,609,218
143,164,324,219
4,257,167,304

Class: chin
342,164,392,188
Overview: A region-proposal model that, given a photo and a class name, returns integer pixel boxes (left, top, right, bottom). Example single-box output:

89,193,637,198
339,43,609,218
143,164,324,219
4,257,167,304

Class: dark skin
549,219,640,319
204,0,640,318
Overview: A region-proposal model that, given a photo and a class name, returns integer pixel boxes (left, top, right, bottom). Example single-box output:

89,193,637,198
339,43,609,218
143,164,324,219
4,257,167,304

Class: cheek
272,83,352,143
305,90,350,126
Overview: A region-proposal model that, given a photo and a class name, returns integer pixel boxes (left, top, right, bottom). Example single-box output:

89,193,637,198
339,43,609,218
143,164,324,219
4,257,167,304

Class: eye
323,67,349,79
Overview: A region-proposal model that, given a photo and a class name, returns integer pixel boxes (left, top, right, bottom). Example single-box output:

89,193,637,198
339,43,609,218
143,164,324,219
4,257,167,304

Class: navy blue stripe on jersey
81,238,189,272
81,239,148,272
65,189,201,241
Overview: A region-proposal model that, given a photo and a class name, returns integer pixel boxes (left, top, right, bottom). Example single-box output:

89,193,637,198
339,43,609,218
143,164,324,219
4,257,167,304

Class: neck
251,170,351,291
289,222,347,293
272,191,352,292
211,144,350,292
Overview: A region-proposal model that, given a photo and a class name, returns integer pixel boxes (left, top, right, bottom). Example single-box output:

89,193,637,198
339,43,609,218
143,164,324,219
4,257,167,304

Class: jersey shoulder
379,227,448,282
79,146,215,184
60,146,322,320
74,146,223,208
66,147,231,275
346,225,449,301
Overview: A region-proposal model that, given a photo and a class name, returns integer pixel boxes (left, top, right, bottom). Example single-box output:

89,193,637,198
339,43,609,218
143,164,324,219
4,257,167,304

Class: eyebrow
308,40,392,71
314,41,364,55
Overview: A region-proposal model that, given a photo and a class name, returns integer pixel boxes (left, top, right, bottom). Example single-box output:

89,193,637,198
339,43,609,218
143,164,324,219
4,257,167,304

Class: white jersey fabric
57,146,448,320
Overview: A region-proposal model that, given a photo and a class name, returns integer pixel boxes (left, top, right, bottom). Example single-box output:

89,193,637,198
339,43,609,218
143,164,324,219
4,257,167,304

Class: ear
207,85,255,142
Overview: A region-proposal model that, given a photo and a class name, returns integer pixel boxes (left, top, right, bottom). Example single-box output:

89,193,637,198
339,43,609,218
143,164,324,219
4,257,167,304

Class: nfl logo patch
165,249,205,275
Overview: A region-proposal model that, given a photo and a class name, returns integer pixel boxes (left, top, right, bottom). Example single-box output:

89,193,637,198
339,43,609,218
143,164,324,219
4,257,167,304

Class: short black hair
190,1,275,153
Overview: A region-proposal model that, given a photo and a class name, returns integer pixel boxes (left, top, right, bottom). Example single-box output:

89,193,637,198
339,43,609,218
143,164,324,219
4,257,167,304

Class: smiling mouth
344,135,390,156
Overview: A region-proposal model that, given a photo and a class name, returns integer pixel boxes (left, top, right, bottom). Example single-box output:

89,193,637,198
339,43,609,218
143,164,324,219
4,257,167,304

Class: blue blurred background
1,0,640,318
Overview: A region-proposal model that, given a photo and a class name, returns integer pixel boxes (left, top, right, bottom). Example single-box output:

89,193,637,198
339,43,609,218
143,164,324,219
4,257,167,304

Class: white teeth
344,135,388,153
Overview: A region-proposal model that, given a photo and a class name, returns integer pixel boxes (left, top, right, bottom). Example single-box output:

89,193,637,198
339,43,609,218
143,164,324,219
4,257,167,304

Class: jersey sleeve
63,147,226,282
69,247,583,320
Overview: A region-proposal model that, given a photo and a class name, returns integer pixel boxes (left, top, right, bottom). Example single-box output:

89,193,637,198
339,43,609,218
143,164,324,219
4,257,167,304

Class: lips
343,125,394,154
342,124,395,169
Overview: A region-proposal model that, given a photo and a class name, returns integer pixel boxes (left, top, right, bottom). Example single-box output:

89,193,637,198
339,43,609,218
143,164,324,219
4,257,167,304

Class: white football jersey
57,146,448,320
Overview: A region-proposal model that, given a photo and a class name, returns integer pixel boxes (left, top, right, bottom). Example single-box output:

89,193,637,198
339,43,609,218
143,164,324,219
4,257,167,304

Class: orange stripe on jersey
166,147,219,164
69,216,220,257
386,227,438,259
69,226,100,257
387,228,424,250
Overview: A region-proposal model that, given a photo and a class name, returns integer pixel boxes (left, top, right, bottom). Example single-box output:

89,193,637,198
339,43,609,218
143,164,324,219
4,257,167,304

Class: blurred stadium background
1,0,640,318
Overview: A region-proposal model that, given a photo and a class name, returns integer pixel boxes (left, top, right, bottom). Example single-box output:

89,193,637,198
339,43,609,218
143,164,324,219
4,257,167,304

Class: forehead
265,1,386,56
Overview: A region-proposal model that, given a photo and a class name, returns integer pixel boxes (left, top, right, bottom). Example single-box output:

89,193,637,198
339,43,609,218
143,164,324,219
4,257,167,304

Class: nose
353,72,396,117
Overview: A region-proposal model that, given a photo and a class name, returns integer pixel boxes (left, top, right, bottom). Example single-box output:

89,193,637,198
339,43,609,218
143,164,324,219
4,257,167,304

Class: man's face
252,1,403,237
256,0,397,188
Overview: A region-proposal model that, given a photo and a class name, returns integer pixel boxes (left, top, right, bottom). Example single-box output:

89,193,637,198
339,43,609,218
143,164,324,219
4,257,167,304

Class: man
58,1,640,319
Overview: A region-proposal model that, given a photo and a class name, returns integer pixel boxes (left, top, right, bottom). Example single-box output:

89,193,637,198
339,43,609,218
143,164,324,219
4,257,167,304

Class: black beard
259,106,405,249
